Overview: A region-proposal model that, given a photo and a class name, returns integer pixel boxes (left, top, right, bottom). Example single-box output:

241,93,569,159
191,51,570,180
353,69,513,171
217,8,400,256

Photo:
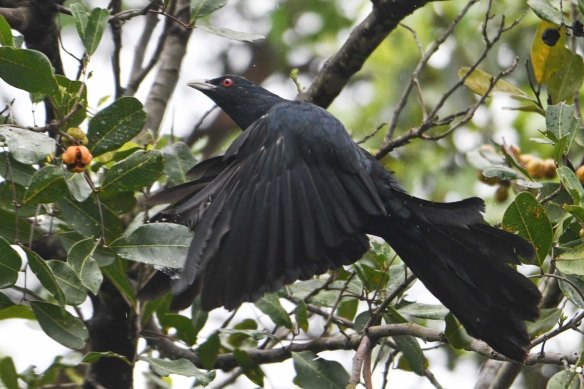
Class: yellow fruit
576,165,584,184
543,159,556,179
66,127,89,146
495,185,509,202
526,158,545,179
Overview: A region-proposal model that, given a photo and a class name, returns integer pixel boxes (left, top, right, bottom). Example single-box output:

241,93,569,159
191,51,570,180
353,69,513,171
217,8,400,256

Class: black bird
144,75,541,361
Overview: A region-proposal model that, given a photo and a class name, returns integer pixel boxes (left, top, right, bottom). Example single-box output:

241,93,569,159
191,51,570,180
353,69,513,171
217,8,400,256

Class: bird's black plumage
143,75,541,361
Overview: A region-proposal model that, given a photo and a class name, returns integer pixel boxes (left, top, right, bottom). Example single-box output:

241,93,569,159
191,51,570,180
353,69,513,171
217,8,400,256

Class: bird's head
188,75,285,130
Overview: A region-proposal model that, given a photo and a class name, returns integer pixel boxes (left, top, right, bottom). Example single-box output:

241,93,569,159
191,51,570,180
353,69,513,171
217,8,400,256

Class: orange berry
576,166,584,184
543,159,556,179
526,158,545,179
62,145,92,173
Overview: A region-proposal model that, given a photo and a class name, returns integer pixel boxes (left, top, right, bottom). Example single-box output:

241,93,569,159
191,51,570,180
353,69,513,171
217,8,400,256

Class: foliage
0,0,582,388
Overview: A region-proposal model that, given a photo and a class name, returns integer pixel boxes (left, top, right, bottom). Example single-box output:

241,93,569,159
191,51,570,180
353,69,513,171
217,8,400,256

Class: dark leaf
198,332,220,370
0,236,21,289
255,293,293,329
47,260,87,306
0,127,56,164
24,165,68,205
87,97,147,157
0,47,57,95
0,16,14,47
101,150,163,192
30,301,88,350
292,351,349,389
22,246,65,305
112,223,191,268
233,349,264,387
67,238,103,295
161,142,197,186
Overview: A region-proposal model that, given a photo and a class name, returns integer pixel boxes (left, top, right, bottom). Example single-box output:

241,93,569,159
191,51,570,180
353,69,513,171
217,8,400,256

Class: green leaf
0,152,35,186
502,191,552,265
63,169,93,202
56,350,131,366
190,299,208,342
0,209,35,242
58,197,120,242
444,313,473,351
83,8,109,55
531,21,566,84
159,313,197,346
23,165,68,205
161,142,197,186
0,16,14,47
198,332,220,370
226,319,259,349
67,238,103,295
398,303,449,320
70,3,89,40
292,351,349,389
141,357,214,383
0,236,21,289
557,272,584,308
393,335,428,375
482,165,520,181
58,195,125,243
22,246,66,306
0,291,14,310
233,349,264,387
102,258,135,304
0,305,34,320
557,166,584,205
191,0,228,20
112,223,191,268
0,357,18,389
30,301,88,349
52,75,87,128
546,104,579,157
548,51,584,104
459,67,531,101
0,47,58,95
87,97,147,157
556,244,584,275
295,300,309,332
0,126,56,164
198,25,264,42
255,293,293,329
336,297,358,322
527,0,563,24
527,308,561,337
101,150,163,192
47,260,88,306
546,369,581,389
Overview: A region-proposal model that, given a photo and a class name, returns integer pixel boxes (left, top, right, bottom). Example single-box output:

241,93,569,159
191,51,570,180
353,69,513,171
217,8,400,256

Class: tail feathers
378,197,541,361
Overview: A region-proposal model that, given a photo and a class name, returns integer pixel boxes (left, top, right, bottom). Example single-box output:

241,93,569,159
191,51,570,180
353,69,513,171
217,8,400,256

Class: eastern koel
142,75,541,361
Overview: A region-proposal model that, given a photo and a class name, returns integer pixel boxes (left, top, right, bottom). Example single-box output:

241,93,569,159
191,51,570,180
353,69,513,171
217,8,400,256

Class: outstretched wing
173,101,386,310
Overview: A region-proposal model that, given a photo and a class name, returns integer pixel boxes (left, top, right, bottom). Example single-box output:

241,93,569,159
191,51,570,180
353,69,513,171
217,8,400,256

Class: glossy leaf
548,51,584,104
0,152,35,186
531,21,565,84
101,150,163,192
112,223,191,268
555,244,584,275
141,357,214,383
63,169,93,202
0,357,18,389
546,104,579,157
52,75,87,129
47,260,87,306
233,349,264,387
0,126,56,164
161,142,197,186
527,0,563,24
459,67,530,100
58,195,124,243
546,370,580,389
0,292,14,310
255,293,293,329
557,166,584,205
198,332,220,370
67,238,103,295
394,335,427,375
30,301,88,350
292,351,349,389
83,8,109,55
527,308,561,337
159,313,197,346
87,97,147,157
0,47,57,95
0,16,14,47
22,246,65,306
502,192,552,265
191,0,228,20
198,25,264,42
0,236,21,289
23,165,68,205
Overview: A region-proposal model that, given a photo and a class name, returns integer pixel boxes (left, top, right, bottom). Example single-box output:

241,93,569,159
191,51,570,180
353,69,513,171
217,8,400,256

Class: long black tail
374,194,541,360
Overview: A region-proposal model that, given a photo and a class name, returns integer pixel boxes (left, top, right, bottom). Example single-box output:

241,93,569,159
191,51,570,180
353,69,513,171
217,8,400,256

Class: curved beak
188,79,215,91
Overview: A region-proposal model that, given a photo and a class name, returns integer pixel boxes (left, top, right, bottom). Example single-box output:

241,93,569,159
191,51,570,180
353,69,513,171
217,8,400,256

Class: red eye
222,78,234,87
